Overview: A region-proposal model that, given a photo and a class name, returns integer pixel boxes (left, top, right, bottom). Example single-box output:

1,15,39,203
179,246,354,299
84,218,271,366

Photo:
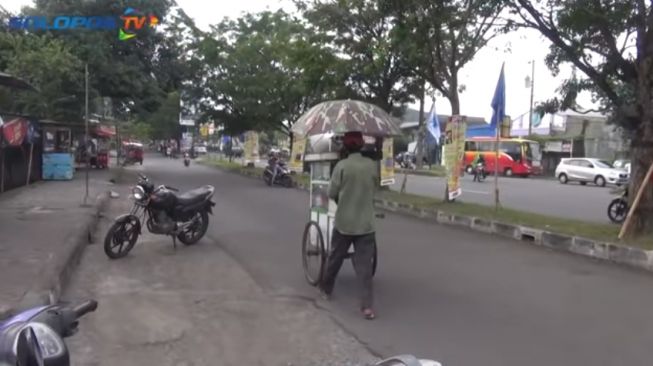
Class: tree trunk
627,123,653,236
449,89,461,116
625,51,653,236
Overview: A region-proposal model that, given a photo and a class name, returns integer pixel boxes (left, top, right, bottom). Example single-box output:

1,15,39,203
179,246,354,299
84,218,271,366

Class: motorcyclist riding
472,153,486,182
268,151,280,184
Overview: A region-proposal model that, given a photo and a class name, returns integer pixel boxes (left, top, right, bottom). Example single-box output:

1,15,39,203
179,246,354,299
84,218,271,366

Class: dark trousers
320,230,375,309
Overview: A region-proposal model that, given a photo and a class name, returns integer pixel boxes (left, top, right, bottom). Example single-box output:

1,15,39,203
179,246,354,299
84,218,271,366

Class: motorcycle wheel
282,175,293,188
177,211,209,245
607,198,628,224
104,219,140,259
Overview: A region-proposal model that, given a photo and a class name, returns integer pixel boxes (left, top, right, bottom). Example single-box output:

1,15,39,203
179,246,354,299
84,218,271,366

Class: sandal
362,308,376,320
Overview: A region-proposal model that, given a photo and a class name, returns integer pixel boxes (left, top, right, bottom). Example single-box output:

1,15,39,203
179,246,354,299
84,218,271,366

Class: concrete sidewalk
64,177,379,366
0,167,120,317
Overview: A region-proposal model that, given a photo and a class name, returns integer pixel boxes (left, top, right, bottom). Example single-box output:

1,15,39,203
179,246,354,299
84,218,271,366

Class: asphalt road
248,156,616,223
392,173,615,223
97,155,653,366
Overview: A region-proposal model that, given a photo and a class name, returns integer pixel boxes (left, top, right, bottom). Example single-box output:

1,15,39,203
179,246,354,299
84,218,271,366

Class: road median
199,156,653,273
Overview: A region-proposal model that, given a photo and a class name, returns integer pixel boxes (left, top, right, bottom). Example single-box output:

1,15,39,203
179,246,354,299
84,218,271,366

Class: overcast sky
5,0,595,122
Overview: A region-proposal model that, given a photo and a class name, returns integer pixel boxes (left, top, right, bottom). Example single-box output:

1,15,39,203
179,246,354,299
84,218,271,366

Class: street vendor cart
292,99,402,286
42,125,74,180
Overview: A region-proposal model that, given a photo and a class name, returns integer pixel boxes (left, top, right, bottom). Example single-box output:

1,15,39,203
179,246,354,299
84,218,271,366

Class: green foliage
140,91,181,140
505,0,653,235
0,32,84,121
298,0,417,112
506,0,647,130
196,10,348,136
384,0,506,114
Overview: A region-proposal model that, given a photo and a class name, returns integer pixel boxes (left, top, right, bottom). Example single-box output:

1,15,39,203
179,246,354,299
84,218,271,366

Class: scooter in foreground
103,174,216,259
0,304,441,366
0,299,98,366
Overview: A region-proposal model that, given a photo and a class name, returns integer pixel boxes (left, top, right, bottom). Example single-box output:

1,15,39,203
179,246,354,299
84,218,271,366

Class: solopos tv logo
119,7,159,40
7,7,159,41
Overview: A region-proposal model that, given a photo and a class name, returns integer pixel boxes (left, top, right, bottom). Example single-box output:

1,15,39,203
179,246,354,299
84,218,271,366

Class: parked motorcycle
608,186,629,223
0,299,97,366
183,153,190,167
103,174,216,259
263,161,293,187
473,163,487,182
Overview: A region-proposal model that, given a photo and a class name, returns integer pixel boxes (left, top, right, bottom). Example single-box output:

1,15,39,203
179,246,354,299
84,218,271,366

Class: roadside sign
380,138,394,186
444,115,467,201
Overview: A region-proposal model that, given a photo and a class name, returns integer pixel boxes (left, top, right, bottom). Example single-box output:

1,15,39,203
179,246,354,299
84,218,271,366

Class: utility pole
83,63,89,206
528,60,535,136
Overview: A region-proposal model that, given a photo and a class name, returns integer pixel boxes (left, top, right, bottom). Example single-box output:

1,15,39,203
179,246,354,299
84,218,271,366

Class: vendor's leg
352,232,376,312
271,165,279,183
320,230,352,296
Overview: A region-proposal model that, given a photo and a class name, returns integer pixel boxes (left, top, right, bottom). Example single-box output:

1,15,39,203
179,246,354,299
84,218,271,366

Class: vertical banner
444,116,467,201
380,138,395,186
243,131,260,164
289,137,306,172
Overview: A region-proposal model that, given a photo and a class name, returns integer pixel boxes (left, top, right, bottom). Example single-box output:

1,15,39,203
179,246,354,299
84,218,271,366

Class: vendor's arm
328,163,342,201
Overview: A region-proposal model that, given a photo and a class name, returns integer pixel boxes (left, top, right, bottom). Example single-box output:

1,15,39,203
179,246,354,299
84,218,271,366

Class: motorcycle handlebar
164,185,179,192
72,300,98,319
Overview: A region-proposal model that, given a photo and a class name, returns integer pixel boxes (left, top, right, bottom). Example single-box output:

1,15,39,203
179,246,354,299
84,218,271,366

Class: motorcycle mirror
15,326,44,366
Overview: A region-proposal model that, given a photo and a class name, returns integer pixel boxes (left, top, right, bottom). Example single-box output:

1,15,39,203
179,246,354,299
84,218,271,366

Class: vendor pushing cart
292,99,402,319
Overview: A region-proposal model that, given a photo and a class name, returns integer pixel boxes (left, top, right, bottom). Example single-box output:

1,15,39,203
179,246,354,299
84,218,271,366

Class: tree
0,32,85,121
505,0,653,236
141,91,181,140
297,0,418,113
385,0,506,114
21,0,185,117
197,10,347,140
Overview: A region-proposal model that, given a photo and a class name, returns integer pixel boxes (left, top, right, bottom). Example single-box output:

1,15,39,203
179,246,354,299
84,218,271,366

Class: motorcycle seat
174,185,214,206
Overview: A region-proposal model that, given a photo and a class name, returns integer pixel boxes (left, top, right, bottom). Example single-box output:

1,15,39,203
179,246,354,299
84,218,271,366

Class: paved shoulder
64,179,377,366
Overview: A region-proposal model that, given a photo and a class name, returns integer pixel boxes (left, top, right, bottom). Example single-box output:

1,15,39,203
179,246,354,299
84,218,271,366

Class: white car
195,146,207,154
555,157,629,187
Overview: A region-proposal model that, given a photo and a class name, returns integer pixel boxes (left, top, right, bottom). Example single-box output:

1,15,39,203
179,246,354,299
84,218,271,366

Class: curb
208,163,653,274
1,168,122,319
396,168,445,178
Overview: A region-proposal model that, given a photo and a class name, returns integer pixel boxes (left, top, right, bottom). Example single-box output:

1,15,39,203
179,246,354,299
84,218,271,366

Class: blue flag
490,64,506,133
425,101,441,144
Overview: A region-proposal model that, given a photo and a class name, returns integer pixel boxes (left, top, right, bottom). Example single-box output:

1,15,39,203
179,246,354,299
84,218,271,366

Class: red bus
463,137,542,177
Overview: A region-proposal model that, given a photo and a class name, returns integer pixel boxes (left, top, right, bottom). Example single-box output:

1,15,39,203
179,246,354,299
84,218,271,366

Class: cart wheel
371,243,378,277
302,221,326,286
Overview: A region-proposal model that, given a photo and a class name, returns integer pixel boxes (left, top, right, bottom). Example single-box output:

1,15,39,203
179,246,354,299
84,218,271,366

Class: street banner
243,131,259,164
444,115,467,201
289,137,306,172
200,123,209,137
380,138,395,186
1,117,28,146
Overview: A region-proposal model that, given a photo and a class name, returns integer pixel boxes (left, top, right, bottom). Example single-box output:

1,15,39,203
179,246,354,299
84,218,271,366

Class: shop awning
94,125,116,138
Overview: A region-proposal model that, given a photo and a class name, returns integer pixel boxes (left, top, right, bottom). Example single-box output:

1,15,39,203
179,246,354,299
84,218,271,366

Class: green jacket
328,153,378,235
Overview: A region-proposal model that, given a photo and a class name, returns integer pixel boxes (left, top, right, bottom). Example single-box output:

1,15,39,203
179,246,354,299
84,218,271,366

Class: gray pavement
247,155,615,223
63,169,378,366
392,173,615,223
0,167,117,315
112,155,653,366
